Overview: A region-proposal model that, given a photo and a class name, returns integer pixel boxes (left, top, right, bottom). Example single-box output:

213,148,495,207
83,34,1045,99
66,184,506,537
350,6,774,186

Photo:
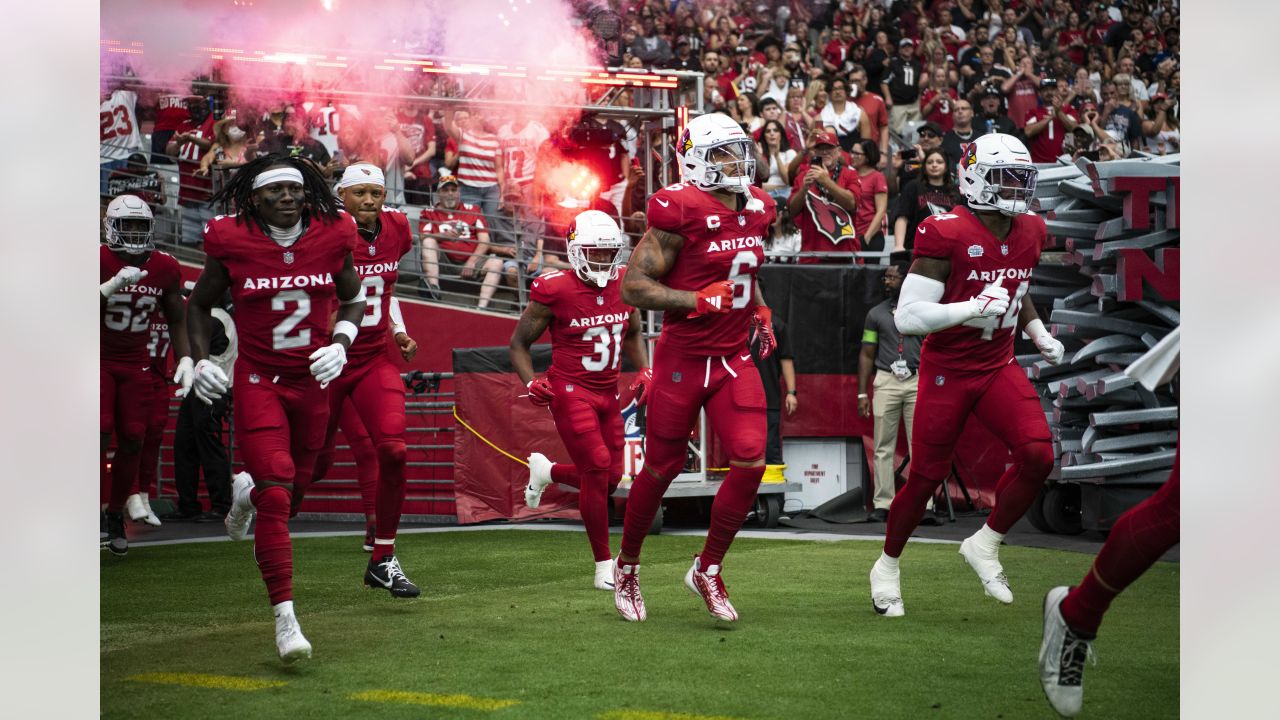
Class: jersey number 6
728,250,758,309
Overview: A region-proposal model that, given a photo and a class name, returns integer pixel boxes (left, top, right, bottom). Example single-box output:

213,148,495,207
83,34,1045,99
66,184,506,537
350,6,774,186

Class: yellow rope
452,405,529,467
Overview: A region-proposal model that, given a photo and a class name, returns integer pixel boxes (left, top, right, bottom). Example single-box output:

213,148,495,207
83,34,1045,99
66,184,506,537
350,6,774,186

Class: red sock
699,464,765,568
1061,457,1180,635
251,485,294,606
373,441,407,556
620,468,673,560
883,473,939,558
550,463,579,488
108,447,142,513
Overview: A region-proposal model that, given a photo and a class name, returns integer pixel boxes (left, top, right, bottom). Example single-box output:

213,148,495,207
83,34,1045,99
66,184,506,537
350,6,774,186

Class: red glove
526,377,555,407
688,280,735,318
629,367,654,406
752,305,776,360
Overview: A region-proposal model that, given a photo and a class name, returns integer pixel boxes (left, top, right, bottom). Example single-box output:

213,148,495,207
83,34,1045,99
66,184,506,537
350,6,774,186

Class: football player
1039,330,1180,718
126,315,175,527
186,155,366,663
291,163,422,598
100,194,193,555
509,211,650,591
614,112,778,623
869,133,1064,617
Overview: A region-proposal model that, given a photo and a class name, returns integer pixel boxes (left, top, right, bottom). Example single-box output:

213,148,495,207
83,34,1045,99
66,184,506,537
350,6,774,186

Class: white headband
335,163,386,190
252,167,305,189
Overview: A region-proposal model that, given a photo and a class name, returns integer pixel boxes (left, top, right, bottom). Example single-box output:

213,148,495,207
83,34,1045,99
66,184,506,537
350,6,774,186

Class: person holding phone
893,148,963,252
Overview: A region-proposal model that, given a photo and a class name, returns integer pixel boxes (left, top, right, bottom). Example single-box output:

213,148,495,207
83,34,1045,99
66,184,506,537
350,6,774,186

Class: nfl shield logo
368,245,376,256
737,215,746,226
565,384,575,392
672,372,682,383
596,296,604,305
283,251,294,265
935,375,945,386
1001,245,1009,255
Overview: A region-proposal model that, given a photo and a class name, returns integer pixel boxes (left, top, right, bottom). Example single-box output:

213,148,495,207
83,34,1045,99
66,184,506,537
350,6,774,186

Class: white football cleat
959,533,1014,604
225,472,256,541
139,493,161,526
869,556,905,617
614,561,647,622
684,555,738,622
273,602,312,664
1039,586,1094,717
125,493,148,523
594,558,616,590
524,453,554,509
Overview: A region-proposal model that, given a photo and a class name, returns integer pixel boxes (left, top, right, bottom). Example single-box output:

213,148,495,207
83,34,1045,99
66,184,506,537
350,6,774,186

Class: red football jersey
176,115,214,204
203,213,358,378
912,206,1045,371
530,267,633,394
347,208,415,368
646,183,777,356
101,246,181,367
418,203,487,264
147,318,173,377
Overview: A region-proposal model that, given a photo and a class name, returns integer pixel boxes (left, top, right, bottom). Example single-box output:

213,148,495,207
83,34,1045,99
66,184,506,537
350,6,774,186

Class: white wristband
1023,318,1050,342
388,296,407,336
340,284,367,306
333,320,359,345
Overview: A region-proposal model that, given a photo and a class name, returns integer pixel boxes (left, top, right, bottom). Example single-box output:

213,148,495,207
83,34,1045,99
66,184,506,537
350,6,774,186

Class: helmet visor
109,216,155,253
582,245,622,274
706,139,755,180
986,165,1037,203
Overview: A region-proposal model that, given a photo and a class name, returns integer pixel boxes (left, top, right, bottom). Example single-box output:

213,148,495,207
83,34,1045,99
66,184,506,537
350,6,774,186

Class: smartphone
899,148,918,160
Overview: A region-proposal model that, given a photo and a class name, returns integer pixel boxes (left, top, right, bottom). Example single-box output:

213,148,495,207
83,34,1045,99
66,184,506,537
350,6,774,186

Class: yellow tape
349,689,519,711
127,673,286,691
453,406,528,467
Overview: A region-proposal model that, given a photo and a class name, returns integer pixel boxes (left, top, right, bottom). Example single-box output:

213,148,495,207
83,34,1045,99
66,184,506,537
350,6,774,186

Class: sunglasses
918,130,939,138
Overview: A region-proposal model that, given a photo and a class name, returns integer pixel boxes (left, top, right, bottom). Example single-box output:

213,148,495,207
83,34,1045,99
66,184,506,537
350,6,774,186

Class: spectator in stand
1097,79,1144,156
757,119,797,205
1114,56,1151,108
864,30,894,95
882,38,924,136
257,109,334,176
398,102,437,205
849,64,889,166
892,148,962,252
1002,55,1041,128
1071,67,1101,109
366,108,414,206
787,130,862,264
820,77,871,153
975,84,1017,137
495,116,551,280
920,67,959,133
196,117,253,198
857,255,926,523
731,91,765,134
101,82,145,196
822,22,857,75
1104,1,1147,66
941,98,980,170
961,44,1012,97
786,86,816,141
418,171,508,308
757,98,803,150
956,24,990,80
150,92,191,166
106,153,166,212
1024,78,1080,163
667,38,701,72
1140,92,1179,155
849,139,889,254
889,120,944,195
445,109,504,228
631,15,674,66
166,96,215,246
759,65,792,107
1057,10,1088,67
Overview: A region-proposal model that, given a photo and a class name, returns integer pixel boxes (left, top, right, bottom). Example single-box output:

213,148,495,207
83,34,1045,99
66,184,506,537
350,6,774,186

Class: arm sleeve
388,296,406,335
894,273,976,335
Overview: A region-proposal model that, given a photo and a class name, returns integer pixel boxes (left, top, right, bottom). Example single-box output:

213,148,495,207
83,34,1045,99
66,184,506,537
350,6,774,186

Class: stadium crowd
100,0,1180,305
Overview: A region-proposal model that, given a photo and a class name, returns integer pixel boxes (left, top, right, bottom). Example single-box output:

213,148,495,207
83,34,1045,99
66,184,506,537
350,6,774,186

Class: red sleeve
418,209,435,235
646,188,685,233
202,217,225,259
841,168,863,202
335,213,359,254
389,210,414,257
791,162,811,193
528,272,556,307
912,214,953,260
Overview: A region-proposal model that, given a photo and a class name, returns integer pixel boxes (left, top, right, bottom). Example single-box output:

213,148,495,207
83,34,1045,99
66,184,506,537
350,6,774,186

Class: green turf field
101,530,1178,719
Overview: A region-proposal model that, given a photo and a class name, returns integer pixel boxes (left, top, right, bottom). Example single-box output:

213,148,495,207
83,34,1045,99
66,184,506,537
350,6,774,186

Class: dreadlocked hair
210,154,341,234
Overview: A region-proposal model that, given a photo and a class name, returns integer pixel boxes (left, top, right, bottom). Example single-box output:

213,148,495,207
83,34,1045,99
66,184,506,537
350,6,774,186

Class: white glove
191,359,229,404
1026,319,1065,365
101,267,148,297
172,356,195,398
968,283,1010,319
309,343,348,387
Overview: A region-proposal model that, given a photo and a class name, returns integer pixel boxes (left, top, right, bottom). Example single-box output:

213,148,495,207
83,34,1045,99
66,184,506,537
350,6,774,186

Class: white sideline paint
127,524,963,549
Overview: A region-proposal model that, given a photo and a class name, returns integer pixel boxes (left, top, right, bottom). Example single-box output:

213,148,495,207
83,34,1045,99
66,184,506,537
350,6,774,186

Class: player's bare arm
332,253,365,349
160,279,192,361
508,300,554,385
621,308,650,370
620,227,696,311
1016,291,1040,332
186,256,231,362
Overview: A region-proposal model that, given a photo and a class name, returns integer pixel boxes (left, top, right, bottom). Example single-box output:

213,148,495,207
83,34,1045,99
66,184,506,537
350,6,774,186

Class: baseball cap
916,121,943,137
735,45,750,54
981,85,1003,98
813,130,839,147
437,170,459,187
1039,77,1059,89
898,38,915,48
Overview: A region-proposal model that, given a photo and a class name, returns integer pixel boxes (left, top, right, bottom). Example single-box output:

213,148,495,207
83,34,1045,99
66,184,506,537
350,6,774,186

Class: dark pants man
171,391,232,518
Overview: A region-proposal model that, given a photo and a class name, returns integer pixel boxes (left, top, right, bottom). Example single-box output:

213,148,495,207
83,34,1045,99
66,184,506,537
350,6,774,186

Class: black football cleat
364,555,421,598
104,511,128,557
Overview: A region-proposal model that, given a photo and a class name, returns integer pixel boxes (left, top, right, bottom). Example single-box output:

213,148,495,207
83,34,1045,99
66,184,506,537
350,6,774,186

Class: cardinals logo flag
804,185,857,246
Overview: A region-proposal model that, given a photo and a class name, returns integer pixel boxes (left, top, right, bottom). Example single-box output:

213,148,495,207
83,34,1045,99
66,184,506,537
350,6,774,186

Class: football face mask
703,140,756,192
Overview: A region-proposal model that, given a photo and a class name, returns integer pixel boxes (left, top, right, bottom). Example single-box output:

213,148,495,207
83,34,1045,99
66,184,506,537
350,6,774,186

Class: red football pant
101,364,155,513
308,401,379,520
884,357,1054,558
234,369,330,606
547,384,624,563
1061,448,1180,635
298,358,407,558
136,371,172,497
621,345,766,563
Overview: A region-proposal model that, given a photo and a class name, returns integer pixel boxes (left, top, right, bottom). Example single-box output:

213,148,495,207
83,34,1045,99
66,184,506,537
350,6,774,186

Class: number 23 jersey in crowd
646,183,777,357
912,205,1046,371
530,267,633,395
203,213,358,378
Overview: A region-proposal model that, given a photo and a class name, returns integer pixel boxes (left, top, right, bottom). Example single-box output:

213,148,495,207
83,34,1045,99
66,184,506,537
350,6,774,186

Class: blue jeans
459,183,501,232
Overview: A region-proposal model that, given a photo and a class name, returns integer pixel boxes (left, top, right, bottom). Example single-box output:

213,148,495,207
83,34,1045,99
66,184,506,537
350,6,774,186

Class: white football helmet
103,194,155,254
957,133,1038,215
676,112,756,194
567,210,626,288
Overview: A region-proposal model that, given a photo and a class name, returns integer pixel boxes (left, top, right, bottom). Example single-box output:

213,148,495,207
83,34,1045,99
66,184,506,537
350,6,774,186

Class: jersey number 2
272,290,312,350
582,323,623,372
